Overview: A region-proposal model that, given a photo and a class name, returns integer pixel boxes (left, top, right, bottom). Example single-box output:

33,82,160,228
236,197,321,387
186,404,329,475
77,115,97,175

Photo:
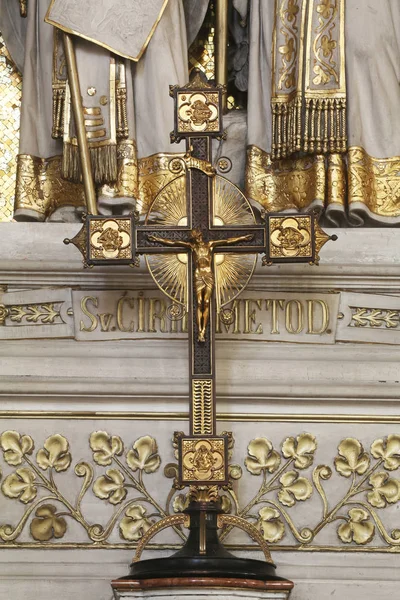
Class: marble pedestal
112,578,293,600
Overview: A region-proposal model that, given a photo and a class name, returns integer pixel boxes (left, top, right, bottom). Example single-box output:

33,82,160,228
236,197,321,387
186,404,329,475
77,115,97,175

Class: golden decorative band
192,379,214,435
272,0,346,159
246,145,400,222
347,147,400,218
14,155,85,220
133,514,190,562
218,514,274,565
245,145,326,212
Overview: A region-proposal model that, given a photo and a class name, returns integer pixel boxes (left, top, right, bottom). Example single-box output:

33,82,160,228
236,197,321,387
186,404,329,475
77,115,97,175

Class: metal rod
215,0,229,111
63,33,98,215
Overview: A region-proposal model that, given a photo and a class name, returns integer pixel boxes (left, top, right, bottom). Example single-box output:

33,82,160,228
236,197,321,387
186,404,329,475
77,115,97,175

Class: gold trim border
2,542,399,554
45,0,169,62
0,412,399,424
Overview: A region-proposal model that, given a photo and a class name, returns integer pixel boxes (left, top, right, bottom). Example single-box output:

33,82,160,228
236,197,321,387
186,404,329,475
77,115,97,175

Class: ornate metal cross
65,69,335,579
135,75,265,482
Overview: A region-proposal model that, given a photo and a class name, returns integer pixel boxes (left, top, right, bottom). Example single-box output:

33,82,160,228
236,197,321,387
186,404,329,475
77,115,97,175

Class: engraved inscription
74,290,335,342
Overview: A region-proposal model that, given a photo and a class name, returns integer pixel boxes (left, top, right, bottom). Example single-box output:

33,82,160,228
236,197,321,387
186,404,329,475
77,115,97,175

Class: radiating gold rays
146,253,187,306
213,176,255,226
145,175,186,226
145,174,257,309
215,253,256,309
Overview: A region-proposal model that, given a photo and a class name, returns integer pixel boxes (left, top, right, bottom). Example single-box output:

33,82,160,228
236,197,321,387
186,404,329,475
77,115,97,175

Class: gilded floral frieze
1,426,400,553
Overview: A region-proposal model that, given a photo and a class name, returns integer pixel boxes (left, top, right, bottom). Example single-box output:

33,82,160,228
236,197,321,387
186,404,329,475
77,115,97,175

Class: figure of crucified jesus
148,228,254,342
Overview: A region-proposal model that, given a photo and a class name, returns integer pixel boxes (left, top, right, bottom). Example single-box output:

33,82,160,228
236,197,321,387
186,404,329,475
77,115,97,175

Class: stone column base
112,577,294,600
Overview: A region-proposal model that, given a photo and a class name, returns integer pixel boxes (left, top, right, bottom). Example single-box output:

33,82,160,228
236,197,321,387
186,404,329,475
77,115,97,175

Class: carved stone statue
0,0,208,221
245,0,400,226
148,228,253,342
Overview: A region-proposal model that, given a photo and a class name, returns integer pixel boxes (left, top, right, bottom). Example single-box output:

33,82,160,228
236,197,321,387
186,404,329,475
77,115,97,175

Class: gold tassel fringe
116,64,129,140
117,87,129,140
271,97,347,160
52,86,66,139
62,142,118,185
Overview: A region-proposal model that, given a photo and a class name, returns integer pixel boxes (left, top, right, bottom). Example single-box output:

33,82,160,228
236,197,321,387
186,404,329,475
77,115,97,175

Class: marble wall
1,224,400,600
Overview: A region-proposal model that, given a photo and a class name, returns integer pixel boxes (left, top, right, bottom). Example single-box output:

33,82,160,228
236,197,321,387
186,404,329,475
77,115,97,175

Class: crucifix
65,69,335,583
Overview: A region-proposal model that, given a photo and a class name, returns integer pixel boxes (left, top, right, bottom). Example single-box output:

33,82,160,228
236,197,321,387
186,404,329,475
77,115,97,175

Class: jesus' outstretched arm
210,234,254,249
147,234,192,249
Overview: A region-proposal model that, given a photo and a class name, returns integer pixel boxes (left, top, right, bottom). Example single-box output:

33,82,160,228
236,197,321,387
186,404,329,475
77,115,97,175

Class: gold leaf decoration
334,438,370,478
367,472,400,508
0,430,400,552
245,438,281,475
119,505,153,541
316,0,333,20
281,433,317,469
36,435,72,472
1,468,37,504
220,494,232,514
371,435,400,471
30,505,67,542
228,464,243,480
89,431,124,466
126,436,161,474
173,493,189,513
337,508,375,545
278,471,313,507
0,431,34,466
257,507,285,543
93,468,127,505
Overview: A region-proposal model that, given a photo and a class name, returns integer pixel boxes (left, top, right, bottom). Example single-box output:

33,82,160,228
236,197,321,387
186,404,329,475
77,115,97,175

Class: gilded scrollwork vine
216,434,400,549
0,430,184,546
1,430,400,551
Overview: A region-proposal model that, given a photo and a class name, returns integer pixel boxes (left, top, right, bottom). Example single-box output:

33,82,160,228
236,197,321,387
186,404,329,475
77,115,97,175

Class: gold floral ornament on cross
269,216,312,258
177,92,219,134
65,215,136,267
181,439,225,483
90,219,132,260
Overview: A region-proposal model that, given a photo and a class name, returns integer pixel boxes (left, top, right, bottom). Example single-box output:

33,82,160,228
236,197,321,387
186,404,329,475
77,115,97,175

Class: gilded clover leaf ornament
371,435,400,470
278,471,313,507
173,493,189,514
257,507,285,544
119,505,153,541
245,438,281,475
30,505,67,542
367,472,400,508
334,438,370,477
279,37,295,63
286,0,299,22
36,435,72,472
1,468,37,504
321,34,337,58
282,433,317,469
93,468,127,505
126,436,161,474
337,508,375,545
313,65,331,86
0,431,34,466
316,0,333,19
89,431,124,466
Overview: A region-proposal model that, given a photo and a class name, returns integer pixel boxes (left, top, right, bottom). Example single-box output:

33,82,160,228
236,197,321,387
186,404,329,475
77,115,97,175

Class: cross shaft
136,137,264,440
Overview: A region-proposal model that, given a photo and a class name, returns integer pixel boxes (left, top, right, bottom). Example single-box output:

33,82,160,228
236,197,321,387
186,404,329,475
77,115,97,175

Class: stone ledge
1,223,400,290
